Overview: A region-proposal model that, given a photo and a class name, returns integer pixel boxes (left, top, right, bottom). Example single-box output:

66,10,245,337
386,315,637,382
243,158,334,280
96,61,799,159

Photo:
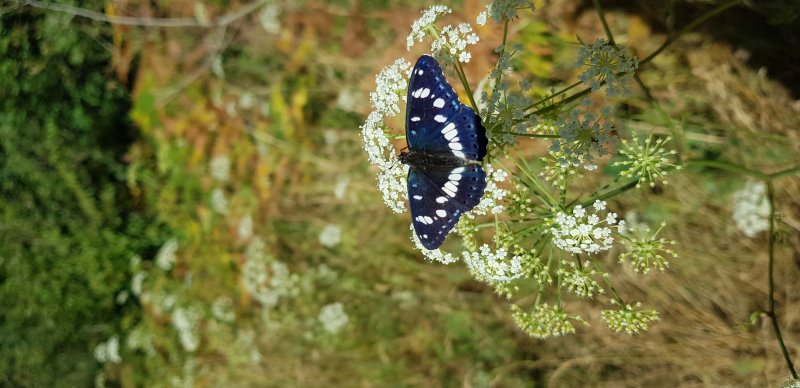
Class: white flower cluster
211,187,228,214
557,260,604,299
613,135,680,188
361,59,412,214
601,300,659,335
319,224,342,248
410,224,459,264
407,5,452,50
241,238,299,308
238,214,253,241
549,200,623,255
156,238,179,270
468,164,509,217
211,296,236,323
732,180,770,237
172,306,201,352
432,23,480,63
463,244,524,283
369,59,413,117
511,303,582,339
94,336,122,363
318,302,349,334
477,0,535,26
784,378,800,388
209,154,230,182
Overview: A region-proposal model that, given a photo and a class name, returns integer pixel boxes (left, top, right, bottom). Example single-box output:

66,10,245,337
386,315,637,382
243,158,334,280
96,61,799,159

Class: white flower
241,238,299,308
576,38,638,97
476,9,489,26
369,58,412,117
258,3,281,34
211,296,236,323
548,201,622,254
407,5,452,50
172,307,201,352
209,154,230,182
211,188,228,215
732,180,769,237
557,260,604,299
238,214,253,242
131,271,146,296
360,111,409,214
467,164,509,217
94,336,122,363
463,244,524,282
334,176,350,199
319,224,342,248
432,23,480,63
318,302,349,334
156,238,179,270
410,224,459,264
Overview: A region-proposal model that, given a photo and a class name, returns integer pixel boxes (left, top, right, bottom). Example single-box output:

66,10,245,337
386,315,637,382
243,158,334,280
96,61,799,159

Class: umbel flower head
548,200,624,255
406,5,479,64
731,180,769,237
613,134,681,188
576,38,638,97
618,222,678,274
601,300,659,335
511,303,585,339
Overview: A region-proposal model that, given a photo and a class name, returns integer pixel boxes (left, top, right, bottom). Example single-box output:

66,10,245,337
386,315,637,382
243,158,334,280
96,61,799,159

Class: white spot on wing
423,216,433,224
433,98,445,108
449,174,462,181
410,116,421,122
449,143,463,150
442,187,456,197
436,196,447,203
417,69,424,75
420,88,430,98
444,130,457,140
452,167,465,173
444,182,458,193
441,123,456,134
413,88,424,98
413,195,423,200
452,150,466,158
434,114,447,123
436,209,447,217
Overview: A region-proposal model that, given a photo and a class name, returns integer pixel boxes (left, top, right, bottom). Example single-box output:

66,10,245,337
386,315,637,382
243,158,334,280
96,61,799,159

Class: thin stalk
592,0,616,46
521,0,744,121
495,131,559,138
454,61,480,113
767,181,799,379
770,165,800,180
580,179,638,206
685,160,769,180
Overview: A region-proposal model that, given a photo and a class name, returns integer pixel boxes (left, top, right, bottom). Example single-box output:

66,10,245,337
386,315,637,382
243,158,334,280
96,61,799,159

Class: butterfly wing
408,164,487,250
405,55,487,161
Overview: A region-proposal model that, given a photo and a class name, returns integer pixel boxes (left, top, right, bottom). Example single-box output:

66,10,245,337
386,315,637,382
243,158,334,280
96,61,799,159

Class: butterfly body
401,55,488,250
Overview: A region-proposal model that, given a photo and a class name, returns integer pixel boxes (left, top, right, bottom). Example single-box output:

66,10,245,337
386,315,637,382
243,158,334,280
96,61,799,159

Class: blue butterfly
398,55,488,250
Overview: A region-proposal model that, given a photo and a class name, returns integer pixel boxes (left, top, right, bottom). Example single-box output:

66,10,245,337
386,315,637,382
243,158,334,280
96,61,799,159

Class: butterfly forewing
408,164,487,250
406,55,487,162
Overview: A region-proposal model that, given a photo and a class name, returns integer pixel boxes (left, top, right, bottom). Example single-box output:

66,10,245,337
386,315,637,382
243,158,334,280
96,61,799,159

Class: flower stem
495,131,559,138
767,181,799,379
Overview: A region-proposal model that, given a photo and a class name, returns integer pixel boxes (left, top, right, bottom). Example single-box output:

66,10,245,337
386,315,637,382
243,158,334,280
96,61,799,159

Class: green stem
592,0,616,46
640,0,744,65
521,0,743,121
580,179,639,206
685,160,769,180
767,181,799,379
495,131,559,138
770,165,800,179
454,61,480,113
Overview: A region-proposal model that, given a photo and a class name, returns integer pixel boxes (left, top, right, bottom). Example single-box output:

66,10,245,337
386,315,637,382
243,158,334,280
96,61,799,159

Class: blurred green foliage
0,6,164,386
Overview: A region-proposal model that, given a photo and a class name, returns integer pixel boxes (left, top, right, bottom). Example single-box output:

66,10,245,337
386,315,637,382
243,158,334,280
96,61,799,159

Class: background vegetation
1,0,799,386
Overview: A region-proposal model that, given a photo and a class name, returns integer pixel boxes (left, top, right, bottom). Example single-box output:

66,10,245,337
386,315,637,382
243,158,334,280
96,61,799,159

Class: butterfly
398,55,488,250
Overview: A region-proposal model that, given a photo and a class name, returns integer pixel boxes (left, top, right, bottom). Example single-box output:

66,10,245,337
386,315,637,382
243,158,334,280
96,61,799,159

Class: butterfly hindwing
406,55,487,161
408,164,487,250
